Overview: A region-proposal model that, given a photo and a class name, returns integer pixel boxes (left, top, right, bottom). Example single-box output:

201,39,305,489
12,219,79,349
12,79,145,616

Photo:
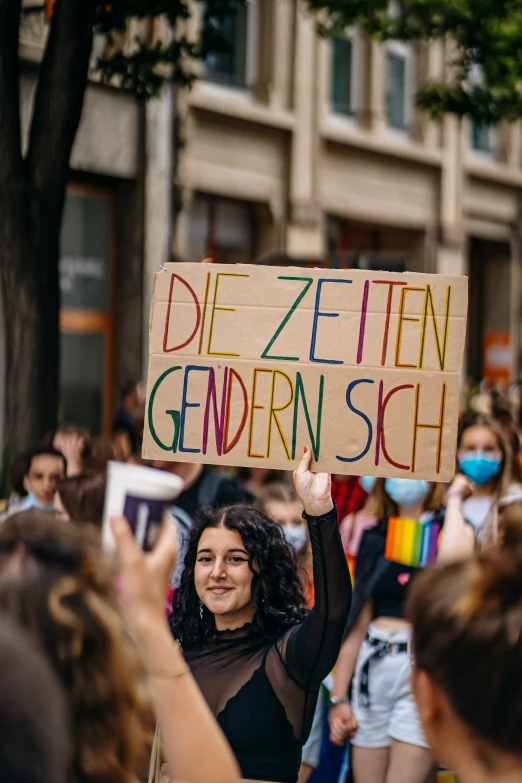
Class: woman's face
458,425,502,461
195,525,255,628
264,500,308,552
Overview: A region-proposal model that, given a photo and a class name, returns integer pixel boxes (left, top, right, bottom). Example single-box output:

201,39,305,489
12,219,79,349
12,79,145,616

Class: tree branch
26,0,97,188
0,0,23,184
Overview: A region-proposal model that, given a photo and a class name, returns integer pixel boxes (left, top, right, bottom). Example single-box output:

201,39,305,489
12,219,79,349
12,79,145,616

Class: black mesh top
182,506,351,783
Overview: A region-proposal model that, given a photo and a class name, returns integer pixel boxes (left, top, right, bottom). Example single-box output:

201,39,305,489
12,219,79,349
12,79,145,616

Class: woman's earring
199,601,204,619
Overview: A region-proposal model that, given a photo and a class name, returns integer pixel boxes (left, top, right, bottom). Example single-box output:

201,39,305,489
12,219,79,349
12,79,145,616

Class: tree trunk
0,185,62,456
0,0,95,464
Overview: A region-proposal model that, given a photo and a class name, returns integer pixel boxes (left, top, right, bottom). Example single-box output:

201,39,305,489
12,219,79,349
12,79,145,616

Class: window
59,186,114,435
204,4,249,87
385,42,413,131
331,38,354,116
471,123,493,154
468,65,495,156
189,195,255,265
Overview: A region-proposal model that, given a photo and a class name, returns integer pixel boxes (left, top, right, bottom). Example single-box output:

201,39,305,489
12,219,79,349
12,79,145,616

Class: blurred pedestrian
51,425,92,477
407,514,522,783
331,475,368,524
0,509,151,783
86,434,116,473
236,467,285,498
0,509,241,783
0,613,71,783
5,447,67,516
339,475,379,577
258,482,313,606
455,413,511,539
329,478,445,783
55,471,106,526
113,380,145,460
171,448,351,783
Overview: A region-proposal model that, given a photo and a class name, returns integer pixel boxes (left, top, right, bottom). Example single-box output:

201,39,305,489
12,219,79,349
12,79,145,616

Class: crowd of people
1,378,522,783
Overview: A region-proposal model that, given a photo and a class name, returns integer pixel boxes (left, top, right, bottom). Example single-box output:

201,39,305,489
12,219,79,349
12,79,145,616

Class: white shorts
351,623,428,749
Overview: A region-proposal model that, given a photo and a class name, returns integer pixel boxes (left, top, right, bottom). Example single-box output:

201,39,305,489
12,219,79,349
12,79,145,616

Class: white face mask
282,524,308,553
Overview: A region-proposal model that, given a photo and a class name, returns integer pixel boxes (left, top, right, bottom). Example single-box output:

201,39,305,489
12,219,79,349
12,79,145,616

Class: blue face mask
459,453,501,486
384,478,429,509
359,476,377,494
26,492,54,512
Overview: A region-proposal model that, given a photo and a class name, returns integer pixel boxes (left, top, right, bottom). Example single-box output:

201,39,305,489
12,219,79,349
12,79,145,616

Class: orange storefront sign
484,330,513,384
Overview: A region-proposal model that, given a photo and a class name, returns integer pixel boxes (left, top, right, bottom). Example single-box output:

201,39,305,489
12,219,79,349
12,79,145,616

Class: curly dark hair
170,504,308,647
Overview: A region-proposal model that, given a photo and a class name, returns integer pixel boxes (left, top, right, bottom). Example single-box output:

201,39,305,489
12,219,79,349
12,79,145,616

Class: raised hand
447,473,475,503
293,446,333,517
53,431,85,476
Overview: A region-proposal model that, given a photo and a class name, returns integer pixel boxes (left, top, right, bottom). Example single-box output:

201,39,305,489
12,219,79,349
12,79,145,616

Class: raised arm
111,516,240,783
282,448,352,688
437,475,476,563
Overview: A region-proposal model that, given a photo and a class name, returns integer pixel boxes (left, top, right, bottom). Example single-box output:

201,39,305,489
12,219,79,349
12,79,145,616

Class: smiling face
195,525,256,631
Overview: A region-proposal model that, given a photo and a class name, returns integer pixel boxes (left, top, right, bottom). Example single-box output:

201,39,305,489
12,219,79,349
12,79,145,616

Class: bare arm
331,599,372,701
132,617,240,783
111,516,240,783
437,475,476,564
328,600,372,745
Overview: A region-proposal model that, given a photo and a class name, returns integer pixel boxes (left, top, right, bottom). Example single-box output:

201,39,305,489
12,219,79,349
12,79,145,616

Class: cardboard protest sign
143,263,468,481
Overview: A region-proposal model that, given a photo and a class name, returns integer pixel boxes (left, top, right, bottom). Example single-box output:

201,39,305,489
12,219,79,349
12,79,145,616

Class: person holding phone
170,447,352,783
0,508,241,783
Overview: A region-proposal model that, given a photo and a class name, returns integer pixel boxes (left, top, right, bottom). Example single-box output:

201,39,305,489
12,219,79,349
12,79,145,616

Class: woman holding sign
329,476,445,783
170,447,351,783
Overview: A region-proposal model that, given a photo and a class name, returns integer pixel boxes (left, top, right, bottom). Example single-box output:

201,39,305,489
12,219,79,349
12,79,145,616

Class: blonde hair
0,510,152,783
257,482,299,511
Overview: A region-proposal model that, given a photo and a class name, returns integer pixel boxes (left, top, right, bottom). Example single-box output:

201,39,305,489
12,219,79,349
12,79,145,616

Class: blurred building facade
174,0,522,387
6,4,167,440
5,2,521,445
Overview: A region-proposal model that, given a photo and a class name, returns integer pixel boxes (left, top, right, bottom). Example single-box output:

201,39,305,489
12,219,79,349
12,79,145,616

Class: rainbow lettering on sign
385,517,441,568
436,772,461,783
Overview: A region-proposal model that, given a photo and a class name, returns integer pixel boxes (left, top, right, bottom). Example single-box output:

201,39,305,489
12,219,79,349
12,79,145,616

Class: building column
270,0,294,111
142,85,174,377
510,231,522,380
436,115,466,276
286,8,324,259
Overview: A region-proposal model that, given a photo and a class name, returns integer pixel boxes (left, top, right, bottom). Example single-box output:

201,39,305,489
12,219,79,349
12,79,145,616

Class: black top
182,506,351,783
371,561,416,619
343,509,446,641
175,466,253,519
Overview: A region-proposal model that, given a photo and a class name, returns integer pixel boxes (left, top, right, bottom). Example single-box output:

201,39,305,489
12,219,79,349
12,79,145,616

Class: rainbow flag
385,516,441,568
436,772,460,783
